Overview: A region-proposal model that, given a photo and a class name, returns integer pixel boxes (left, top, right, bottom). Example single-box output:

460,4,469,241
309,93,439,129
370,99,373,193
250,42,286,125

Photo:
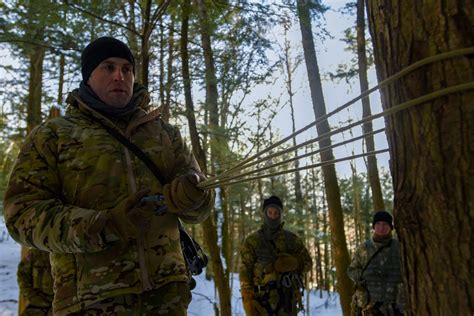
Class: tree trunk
356,0,385,211
221,187,232,278
322,196,330,291
195,0,232,314
26,47,46,132
179,0,206,169
283,31,305,236
163,15,175,122
366,1,473,315
350,162,363,247
57,53,65,106
140,0,152,86
296,1,352,314
159,20,166,113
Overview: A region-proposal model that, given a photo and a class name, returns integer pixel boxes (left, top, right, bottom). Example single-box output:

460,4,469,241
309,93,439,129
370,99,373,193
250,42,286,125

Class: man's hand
241,288,254,315
274,253,301,273
241,289,266,316
102,188,152,242
163,172,209,213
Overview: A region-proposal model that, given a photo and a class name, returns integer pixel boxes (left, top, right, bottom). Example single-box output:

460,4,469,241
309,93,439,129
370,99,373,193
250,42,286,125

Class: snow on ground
0,221,20,316
0,219,341,315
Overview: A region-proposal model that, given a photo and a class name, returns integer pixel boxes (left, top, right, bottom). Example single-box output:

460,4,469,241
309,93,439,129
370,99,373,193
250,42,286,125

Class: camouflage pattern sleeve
4,124,109,253
239,237,256,291
295,237,312,273
347,244,366,283
162,122,214,224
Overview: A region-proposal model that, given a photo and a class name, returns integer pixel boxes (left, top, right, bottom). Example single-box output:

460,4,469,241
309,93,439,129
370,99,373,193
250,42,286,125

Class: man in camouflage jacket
347,211,405,316
239,196,312,316
4,37,214,315
17,248,54,315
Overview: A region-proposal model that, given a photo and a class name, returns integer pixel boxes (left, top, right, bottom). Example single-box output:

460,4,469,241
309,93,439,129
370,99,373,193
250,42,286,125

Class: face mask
263,205,282,229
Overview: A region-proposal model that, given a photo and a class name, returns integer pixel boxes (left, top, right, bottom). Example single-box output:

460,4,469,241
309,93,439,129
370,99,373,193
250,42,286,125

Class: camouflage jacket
17,248,54,303
4,90,213,313
347,237,404,308
239,223,312,292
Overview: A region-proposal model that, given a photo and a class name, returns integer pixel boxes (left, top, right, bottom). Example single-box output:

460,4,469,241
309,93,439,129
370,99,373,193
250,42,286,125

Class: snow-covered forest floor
0,219,341,315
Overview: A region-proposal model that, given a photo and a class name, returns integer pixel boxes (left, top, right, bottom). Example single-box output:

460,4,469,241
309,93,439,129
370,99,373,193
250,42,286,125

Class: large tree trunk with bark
366,1,473,315
296,1,353,314
356,0,385,211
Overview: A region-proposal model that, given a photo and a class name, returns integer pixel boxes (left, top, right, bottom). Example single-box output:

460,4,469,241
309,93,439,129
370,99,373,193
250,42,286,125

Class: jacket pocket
76,241,138,300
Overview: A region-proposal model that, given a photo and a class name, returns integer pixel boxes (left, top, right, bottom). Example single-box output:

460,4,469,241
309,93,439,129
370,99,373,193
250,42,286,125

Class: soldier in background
4,36,214,315
239,195,312,316
17,248,54,316
347,211,405,316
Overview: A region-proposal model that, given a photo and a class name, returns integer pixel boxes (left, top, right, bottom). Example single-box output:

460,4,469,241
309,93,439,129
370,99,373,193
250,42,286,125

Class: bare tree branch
63,1,140,36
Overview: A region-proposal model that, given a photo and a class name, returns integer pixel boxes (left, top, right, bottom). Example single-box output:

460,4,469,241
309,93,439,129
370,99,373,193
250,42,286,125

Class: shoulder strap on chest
361,239,392,275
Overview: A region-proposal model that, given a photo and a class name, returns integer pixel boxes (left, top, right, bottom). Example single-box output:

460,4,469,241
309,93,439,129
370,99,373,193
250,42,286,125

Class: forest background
1,1,472,316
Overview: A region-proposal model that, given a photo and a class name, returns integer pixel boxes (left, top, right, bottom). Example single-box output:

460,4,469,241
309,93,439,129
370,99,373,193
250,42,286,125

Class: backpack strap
88,114,167,185
89,114,207,277
361,239,392,277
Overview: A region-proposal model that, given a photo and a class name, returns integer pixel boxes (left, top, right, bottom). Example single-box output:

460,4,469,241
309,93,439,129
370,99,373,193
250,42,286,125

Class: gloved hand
163,172,209,213
28,292,52,307
241,289,266,316
242,288,255,315
102,188,152,242
355,279,367,290
274,253,301,273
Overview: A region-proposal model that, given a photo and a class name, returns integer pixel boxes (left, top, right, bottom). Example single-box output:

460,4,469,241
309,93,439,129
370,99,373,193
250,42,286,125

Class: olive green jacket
4,90,213,313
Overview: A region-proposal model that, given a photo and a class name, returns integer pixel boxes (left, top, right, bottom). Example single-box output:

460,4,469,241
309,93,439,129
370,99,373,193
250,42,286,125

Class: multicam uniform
347,237,404,316
4,88,213,315
17,248,54,316
239,224,312,316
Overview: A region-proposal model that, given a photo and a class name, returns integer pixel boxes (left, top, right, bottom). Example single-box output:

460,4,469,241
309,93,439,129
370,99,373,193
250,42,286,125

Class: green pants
65,282,191,316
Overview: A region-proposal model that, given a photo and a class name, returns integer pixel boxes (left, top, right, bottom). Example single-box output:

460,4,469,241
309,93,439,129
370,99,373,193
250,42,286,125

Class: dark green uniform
239,223,312,316
347,236,404,316
17,248,54,316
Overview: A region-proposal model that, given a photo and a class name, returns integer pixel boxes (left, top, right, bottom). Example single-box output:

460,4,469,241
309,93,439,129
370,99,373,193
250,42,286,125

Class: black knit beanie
81,37,135,81
262,195,283,211
372,210,393,229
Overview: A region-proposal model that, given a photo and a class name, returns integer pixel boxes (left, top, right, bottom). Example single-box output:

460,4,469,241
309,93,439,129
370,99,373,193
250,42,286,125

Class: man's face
266,207,281,220
87,57,134,107
374,221,391,236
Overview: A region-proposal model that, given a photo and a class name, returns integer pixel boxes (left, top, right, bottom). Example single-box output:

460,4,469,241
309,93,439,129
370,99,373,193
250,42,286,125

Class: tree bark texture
57,53,65,106
140,0,152,87
356,0,385,211
195,0,232,314
180,0,206,169
26,47,45,132
163,15,175,122
296,1,353,314
366,1,473,314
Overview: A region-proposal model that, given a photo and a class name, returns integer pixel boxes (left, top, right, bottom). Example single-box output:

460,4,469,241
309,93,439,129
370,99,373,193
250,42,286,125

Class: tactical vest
252,229,297,286
363,239,402,303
